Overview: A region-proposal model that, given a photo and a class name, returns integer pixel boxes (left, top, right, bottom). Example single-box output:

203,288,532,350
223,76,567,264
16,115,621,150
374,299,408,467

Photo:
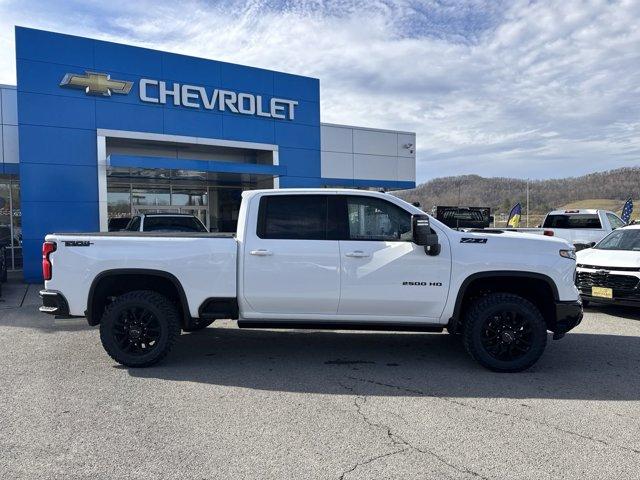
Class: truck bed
45,232,238,317
50,232,235,238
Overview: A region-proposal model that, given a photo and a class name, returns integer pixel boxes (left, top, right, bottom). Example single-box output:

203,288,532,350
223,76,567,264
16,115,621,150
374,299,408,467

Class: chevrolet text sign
140,79,298,120
60,71,299,120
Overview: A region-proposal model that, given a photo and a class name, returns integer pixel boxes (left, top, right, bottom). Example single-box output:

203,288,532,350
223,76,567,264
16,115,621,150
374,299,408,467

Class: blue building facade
10,27,415,281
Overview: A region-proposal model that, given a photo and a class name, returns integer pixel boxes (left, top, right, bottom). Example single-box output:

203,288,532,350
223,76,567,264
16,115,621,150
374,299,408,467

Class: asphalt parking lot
1,282,639,480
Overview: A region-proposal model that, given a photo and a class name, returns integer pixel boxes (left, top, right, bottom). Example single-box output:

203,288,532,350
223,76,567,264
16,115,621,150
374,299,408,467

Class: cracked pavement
1,286,639,479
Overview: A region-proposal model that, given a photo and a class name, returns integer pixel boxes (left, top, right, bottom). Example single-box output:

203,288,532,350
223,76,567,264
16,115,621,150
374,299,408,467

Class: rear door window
258,195,329,240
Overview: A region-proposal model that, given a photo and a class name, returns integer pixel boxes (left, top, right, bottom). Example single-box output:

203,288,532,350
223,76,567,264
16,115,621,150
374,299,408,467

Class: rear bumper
39,290,71,317
553,300,583,338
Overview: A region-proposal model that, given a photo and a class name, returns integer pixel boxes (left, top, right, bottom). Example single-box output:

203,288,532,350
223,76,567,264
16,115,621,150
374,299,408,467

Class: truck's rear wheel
99,290,180,368
463,293,547,372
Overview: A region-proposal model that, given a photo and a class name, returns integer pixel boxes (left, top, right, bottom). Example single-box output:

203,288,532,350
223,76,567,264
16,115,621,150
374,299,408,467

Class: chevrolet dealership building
0,27,416,282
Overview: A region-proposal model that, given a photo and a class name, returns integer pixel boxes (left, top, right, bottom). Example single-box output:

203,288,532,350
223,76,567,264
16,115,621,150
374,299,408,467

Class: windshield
144,216,207,232
595,229,640,251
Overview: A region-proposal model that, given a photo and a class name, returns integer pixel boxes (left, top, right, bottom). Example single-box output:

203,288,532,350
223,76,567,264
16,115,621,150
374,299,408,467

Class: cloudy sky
0,0,638,183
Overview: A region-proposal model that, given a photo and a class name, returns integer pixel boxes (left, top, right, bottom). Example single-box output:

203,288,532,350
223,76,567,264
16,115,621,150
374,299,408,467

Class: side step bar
237,321,443,332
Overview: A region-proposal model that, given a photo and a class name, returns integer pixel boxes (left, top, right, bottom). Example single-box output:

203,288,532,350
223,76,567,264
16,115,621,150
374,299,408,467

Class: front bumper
576,268,640,305
553,300,583,338
580,294,640,308
39,290,70,317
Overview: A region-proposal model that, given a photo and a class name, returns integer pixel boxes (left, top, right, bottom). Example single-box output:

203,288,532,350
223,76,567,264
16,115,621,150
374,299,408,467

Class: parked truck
500,209,626,251
434,206,492,230
39,189,583,372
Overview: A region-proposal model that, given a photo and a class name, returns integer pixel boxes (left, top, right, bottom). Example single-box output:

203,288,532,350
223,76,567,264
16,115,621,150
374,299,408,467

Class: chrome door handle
345,250,370,258
250,249,273,256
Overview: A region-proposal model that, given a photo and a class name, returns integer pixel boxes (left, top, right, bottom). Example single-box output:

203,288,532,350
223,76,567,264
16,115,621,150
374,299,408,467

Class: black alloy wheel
480,309,534,362
112,305,162,355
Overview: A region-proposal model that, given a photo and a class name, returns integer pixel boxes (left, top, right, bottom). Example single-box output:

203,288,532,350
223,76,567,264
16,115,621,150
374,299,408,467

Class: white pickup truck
39,189,583,372
503,209,626,250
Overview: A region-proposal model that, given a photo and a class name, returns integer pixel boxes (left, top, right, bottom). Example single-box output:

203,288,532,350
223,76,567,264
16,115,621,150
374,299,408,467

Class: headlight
559,249,576,260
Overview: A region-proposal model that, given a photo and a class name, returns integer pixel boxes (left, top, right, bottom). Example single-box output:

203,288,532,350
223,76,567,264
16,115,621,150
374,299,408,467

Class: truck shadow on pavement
126,326,640,401
585,304,640,321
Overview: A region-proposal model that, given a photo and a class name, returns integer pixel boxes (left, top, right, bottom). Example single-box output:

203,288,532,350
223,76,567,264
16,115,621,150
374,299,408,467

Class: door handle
345,250,370,258
250,249,273,256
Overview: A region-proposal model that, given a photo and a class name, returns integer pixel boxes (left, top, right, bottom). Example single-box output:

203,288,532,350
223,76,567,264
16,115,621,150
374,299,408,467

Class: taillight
42,241,57,281
543,230,554,236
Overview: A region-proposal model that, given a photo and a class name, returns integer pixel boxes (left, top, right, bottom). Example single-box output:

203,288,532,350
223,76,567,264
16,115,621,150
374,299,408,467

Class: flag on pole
621,198,633,224
507,203,522,228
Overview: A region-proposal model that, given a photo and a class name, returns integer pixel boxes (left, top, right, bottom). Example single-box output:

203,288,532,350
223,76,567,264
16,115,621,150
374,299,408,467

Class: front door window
346,196,412,241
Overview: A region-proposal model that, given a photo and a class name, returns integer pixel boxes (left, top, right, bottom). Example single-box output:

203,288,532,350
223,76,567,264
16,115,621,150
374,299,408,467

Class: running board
237,321,443,332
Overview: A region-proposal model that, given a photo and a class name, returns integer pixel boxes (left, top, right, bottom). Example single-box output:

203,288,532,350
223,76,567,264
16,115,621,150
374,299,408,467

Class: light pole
526,179,530,227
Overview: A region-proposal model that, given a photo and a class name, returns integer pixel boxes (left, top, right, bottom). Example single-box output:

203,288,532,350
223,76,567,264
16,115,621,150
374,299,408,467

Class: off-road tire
463,293,547,372
100,290,180,367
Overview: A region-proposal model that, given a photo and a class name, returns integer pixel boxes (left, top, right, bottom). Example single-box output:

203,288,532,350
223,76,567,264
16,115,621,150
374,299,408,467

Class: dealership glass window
106,167,271,233
213,188,243,233
346,196,411,241
107,187,131,217
131,187,171,207
0,176,21,270
171,189,208,207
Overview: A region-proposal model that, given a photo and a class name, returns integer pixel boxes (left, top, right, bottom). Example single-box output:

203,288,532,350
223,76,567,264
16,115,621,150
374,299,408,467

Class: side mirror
412,214,441,256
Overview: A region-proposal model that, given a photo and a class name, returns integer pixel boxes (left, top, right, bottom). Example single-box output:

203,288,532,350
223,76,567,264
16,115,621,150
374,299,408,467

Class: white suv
576,225,640,306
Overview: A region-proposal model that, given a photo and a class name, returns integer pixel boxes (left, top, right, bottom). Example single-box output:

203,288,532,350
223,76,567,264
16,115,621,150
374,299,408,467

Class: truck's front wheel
463,293,547,372
99,290,180,368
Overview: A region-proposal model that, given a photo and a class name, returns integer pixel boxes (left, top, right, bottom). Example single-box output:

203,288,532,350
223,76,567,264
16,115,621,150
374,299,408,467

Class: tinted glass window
443,210,484,221
125,216,141,231
144,216,207,232
606,213,626,229
259,195,328,240
543,214,602,229
596,229,640,251
108,217,131,232
347,197,411,241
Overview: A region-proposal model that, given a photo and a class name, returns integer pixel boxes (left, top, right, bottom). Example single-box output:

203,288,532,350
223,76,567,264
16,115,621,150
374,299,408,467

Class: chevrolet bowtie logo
59,71,133,96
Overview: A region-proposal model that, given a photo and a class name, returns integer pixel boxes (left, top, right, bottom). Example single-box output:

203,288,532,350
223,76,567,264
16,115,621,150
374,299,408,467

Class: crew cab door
242,194,341,315
337,195,450,319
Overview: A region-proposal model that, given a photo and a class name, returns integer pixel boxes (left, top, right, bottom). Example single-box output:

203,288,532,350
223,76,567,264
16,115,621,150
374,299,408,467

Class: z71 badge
460,238,488,244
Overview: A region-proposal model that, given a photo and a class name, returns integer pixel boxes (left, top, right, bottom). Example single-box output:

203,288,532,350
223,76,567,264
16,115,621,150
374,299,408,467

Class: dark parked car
108,217,132,232
124,213,208,233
